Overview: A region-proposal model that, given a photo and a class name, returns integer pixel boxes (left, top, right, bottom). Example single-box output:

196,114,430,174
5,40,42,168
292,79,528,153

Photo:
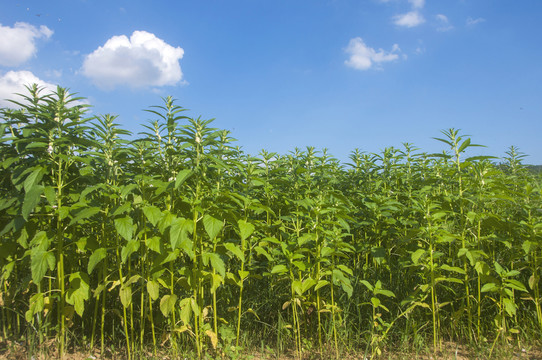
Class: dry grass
2,340,541,360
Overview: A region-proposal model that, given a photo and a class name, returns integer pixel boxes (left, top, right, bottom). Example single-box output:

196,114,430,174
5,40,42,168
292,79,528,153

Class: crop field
0,86,541,359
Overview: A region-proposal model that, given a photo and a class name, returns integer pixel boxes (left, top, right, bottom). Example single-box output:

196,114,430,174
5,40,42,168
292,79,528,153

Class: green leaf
143,205,163,227
506,279,527,292
23,167,44,192
31,250,55,284
360,280,374,291
375,288,395,298
203,252,226,277
301,278,317,294
238,219,255,241
271,264,288,275
22,185,44,220
292,280,302,296
174,169,193,189
146,236,161,253
254,246,273,261
210,273,223,294
411,249,426,265
160,294,178,317
69,207,101,226
121,240,140,264
147,280,160,301
457,137,471,153
179,297,192,325
503,297,517,316
314,280,329,291
481,283,498,292
225,242,245,262
203,215,223,240
65,272,90,316
170,217,192,253
87,248,107,274
440,264,466,275
115,216,134,241
120,285,132,307
25,293,44,322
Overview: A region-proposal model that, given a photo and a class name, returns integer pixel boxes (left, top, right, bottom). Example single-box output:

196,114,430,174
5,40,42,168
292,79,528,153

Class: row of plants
0,86,541,359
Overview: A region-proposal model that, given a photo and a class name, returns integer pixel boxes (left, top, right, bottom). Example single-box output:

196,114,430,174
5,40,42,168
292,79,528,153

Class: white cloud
393,11,425,27
408,0,425,9
82,30,185,90
466,17,486,26
0,70,56,108
0,22,53,66
436,14,453,32
345,37,400,71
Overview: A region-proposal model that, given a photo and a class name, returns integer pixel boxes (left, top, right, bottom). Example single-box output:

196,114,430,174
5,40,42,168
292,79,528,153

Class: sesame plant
0,85,541,359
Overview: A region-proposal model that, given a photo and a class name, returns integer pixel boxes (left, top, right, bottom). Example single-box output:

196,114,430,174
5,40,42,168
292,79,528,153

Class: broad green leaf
65,272,90,316
238,219,255,241
143,205,163,227
31,250,55,284
314,280,329,291
170,217,192,253
203,252,225,277
23,167,44,192
238,270,249,281
147,280,160,301
506,279,527,292
203,214,223,240
254,246,273,261
494,261,505,276
115,216,134,241
29,231,49,250
301,278,317,294
87,248,107,274
174,169,193,189
121,240,140,264
371,297,381,308
179,297,192,325
270,264,288,275
146,236,161,253
120,285,132,307
292,280,302,296
69,207,101,226
225,242,245,262
25,293,45,322
160,294,178,317
503,297,517,316
411,249,426,265
22,185,43,220
210,273,223,294
481,283,498,292
120,184,137,199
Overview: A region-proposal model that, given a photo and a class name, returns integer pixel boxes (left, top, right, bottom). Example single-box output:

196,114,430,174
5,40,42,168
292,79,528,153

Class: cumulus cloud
0,22,53,67
0,70,56,108
345,37,401,71
393,11,425,27
82,30,185,90
436,14,453,31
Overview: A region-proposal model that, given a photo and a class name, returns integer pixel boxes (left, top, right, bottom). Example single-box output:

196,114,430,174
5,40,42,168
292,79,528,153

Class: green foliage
1,86,541,360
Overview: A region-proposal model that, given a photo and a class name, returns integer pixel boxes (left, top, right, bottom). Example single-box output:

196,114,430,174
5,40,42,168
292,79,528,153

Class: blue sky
1,0,541,164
